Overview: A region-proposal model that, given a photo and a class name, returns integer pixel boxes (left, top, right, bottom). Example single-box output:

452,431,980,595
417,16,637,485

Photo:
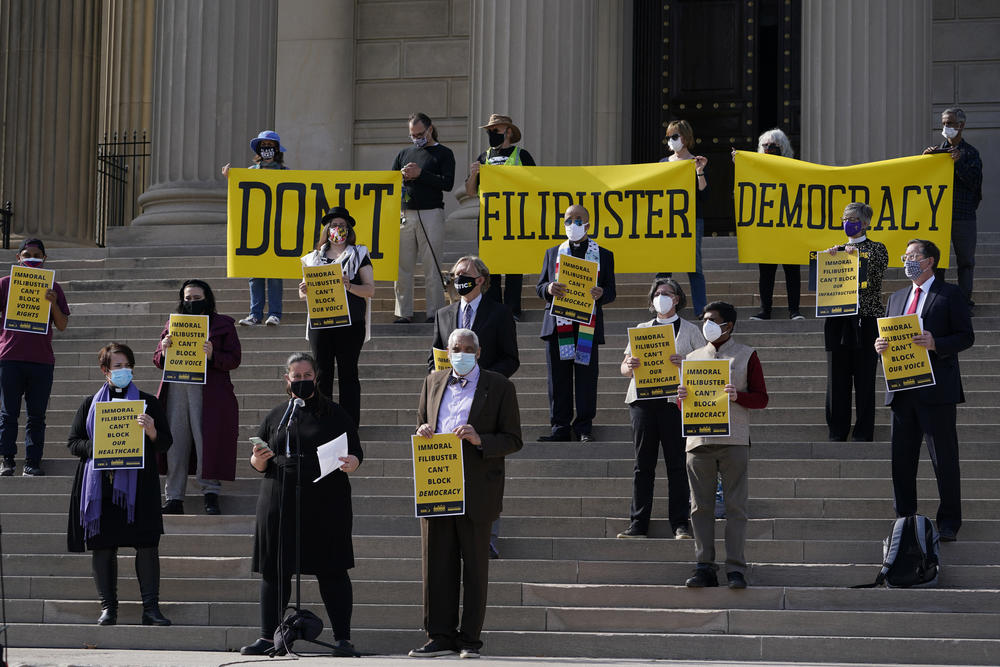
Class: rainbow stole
555,239,600,365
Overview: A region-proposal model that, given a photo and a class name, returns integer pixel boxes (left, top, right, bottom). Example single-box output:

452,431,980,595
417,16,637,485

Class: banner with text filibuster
478,162,697,274
227,168,402,280
733,152,953,268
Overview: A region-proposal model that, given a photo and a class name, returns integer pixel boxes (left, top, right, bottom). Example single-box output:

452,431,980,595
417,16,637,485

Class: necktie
463,304,472,329
905,286,922,315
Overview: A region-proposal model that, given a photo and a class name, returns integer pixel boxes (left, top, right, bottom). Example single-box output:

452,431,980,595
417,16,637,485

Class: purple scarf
80,382,140,539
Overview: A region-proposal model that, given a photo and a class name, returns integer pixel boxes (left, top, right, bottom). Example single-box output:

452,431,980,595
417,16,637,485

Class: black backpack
856,515,940,588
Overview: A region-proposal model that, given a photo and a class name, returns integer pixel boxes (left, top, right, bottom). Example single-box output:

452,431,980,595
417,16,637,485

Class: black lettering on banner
924,184,945,231
603,191,624,239
273,182,306,257
624,190,643,239
666,189,691,238
736,182,756,227
757,182,776,227
645,189,663,239
516,192,534,240
537,191,550,240
874,185,896,231
237,181,271,255
502,191,516,240
806,184,825,230
363,182,392,259
848,184,870,206
900,185,921,231
481,192,499,241
827,184,847,229
779,183,803,228
552,192,574,234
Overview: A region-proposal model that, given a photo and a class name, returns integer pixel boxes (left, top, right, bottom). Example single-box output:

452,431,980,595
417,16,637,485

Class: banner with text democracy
478,162,698,274
227,168,402,280
733,152,953,268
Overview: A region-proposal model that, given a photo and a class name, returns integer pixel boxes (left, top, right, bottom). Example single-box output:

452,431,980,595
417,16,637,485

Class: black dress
252,394,364,578
67,387,173,552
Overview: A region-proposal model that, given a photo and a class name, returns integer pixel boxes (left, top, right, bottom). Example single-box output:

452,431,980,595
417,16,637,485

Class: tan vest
685,337,755,450
624,317,704,404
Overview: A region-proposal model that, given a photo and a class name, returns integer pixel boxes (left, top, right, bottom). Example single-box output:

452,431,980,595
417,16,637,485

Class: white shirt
905,275,935,318
457,293,483,329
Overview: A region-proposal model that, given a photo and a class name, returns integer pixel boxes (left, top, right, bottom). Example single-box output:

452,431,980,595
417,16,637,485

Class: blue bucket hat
250,130,287,154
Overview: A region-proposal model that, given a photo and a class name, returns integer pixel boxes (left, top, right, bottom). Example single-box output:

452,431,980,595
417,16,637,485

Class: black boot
135,546,171,626
92,548,118,625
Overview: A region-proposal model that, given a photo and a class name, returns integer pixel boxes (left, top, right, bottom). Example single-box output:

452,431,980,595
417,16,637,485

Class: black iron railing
96,130,151,247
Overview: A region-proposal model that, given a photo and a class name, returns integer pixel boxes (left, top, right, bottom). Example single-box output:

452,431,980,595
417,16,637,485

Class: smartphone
250,436,272,454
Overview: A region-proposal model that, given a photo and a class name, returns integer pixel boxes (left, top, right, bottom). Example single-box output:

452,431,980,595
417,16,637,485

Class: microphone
290,397,306,421
276,398,295,431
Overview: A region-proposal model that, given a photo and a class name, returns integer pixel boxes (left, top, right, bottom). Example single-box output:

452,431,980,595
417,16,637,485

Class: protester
465,114,536,320
66,343,173,626
153,279,241,515
618,278,702,539
223,130,288,327
875,239,974,541
409,329,522,659
536,204,616,442
747,129,804,320
0,238,70,477
241,353,362,657
299,206,375,428
678,302,769,589
824,202,889,442
658,120,707,315
392,112,455,324
921,108,983,308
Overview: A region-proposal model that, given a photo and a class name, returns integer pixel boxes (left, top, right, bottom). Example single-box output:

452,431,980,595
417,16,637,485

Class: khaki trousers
686,443,749,574
395,208,446,318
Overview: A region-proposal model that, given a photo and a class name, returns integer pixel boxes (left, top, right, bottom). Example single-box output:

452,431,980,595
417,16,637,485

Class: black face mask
182,300,208,315
259,146,276,161
290,379,315,399
487,130,505,148
454,274,478,296
764,145,782,155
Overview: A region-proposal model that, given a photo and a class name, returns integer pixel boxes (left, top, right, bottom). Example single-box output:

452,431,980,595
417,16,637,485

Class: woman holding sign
618,278,703,539
154,279,242,516
241,352,363,656
67,342,173,626
299,206,375,428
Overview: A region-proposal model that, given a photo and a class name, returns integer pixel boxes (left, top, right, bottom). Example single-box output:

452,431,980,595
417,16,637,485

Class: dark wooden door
632,0,801,235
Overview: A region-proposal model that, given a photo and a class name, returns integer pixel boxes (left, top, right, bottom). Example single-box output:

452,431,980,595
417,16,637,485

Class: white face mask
652,294,675,315
702,320,725,343
668,137,685,153
942,126,959,140
565,223,587,243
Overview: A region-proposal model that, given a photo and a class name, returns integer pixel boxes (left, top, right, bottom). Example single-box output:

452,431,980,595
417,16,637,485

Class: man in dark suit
536,204,616,442
875,239,974,542
428,255,519,378
410,328,523,659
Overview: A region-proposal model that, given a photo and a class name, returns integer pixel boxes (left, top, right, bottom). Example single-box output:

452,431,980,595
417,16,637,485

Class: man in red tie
875,239,974,542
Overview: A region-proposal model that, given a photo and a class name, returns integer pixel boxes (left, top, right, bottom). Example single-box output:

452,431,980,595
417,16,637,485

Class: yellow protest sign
628,325,679,399
734,151,953,267
93,400,146,470
478,162,697,273
4,265,54,334
551,254,598,324
432,348,452,371
815,250,859,317
227,168,402,280
163,314,208,384
877,314,936,392
304,264,351,328
681,359,731,437
411,433,464,517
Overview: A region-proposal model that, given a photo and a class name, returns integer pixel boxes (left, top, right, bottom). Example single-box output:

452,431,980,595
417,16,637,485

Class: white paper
313,432,350,482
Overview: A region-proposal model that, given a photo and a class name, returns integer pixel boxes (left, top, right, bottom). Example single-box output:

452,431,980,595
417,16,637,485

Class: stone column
0,0,100,243
133,0,278,226
801,0,931,165
98,0,155,138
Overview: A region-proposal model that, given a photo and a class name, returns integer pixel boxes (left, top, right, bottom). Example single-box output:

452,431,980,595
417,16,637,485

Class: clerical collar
655,314,679,324
570,240,587,248
848,235,867,244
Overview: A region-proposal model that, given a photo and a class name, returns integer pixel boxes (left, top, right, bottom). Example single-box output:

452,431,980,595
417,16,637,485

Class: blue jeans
0,360,55,464
248,278,283,320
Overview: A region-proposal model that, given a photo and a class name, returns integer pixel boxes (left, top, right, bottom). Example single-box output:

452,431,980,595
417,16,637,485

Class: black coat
535,243,616,343
67,388,173,552
252,395,364,578
428,296,519,377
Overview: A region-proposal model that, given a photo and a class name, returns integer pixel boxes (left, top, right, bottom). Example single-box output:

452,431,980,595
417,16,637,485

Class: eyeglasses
841,217,862,224
900,254,926,262
666,133,681,141
565,218,586,226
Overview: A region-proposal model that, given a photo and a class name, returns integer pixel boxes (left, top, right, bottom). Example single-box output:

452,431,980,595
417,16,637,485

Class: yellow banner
478,162,697,273
4,266,54,334
163,314,208,384
628,325,679,399
304,263,351,328
551,254,598,324
815,250,859,317
93,400,146,470
734,152,953,267
681,359,731,437
227,168,402,280
877,314,936,392
432,348,452,371
411,433,464,517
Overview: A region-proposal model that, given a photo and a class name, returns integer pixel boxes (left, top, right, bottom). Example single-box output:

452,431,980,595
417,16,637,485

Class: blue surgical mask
904,259,924,280
450,352,477,376
109,368,133,389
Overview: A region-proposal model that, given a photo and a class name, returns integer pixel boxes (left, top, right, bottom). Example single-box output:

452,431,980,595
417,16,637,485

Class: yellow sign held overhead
411,433,464,518
93,400,146,470
551,254,598,324
4,265,54,334
681,359,731,437
163,314,209,384
877,314,936,392
815,250,860,317
304,263,351,328
628,325,679,399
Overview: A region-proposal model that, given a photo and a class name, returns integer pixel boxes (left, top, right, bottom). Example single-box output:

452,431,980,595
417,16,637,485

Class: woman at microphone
241,352,364,657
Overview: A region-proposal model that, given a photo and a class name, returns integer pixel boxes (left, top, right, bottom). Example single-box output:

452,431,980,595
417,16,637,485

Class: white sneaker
265,315,280,326
239,316,260,326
